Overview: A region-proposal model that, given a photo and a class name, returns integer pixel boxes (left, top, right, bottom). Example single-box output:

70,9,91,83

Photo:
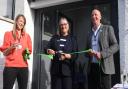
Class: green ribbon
69,49,91,54
38,54,54,59
38,49,91,60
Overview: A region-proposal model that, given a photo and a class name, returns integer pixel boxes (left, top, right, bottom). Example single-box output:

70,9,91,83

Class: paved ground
0,70,3,89
0,57,5,89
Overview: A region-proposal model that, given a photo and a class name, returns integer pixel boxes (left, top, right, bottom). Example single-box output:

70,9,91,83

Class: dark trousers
72,72,87,89
88,63,111,89
3,67,28,89
51,75,72,89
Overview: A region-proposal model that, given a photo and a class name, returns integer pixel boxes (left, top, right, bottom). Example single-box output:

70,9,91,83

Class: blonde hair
12,14,26,40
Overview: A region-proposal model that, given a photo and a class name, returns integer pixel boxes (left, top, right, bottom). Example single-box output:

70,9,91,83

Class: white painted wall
0,0,7,16
15,0,24,18
0,17,14,89
24,0,35,89
118,0,128,84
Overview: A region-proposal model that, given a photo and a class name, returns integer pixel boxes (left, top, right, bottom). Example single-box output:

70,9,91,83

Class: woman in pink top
0,14,32,89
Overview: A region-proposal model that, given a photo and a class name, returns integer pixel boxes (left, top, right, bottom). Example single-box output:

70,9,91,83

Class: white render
24,0,35,89
0,16,14,89
118,0,128,84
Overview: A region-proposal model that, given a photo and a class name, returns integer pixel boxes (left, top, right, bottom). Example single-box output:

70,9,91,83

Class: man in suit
86,9,119,89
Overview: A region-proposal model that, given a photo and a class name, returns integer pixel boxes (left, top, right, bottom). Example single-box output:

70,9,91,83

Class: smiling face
91,9,101,28
16,16,25,31
59,18,69,36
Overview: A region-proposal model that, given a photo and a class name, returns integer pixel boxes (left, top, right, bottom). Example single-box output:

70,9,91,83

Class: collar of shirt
92,24,101,36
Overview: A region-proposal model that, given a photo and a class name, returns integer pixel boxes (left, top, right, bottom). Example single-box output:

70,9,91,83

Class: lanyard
93,29,100,39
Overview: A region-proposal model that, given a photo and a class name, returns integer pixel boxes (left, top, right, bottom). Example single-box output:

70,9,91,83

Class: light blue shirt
91,25,101,63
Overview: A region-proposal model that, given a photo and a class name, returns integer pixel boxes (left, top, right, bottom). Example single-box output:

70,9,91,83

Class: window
0,0,15,20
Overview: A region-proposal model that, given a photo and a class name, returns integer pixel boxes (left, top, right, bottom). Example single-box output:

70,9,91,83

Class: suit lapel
98,24,104,43
88,30,93,47
97,24,104,51
89,24,104,48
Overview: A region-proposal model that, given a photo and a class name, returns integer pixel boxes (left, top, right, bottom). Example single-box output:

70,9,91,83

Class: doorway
32,1,119,89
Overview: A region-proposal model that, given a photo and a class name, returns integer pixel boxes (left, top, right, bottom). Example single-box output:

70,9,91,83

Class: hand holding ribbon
38,49,92,60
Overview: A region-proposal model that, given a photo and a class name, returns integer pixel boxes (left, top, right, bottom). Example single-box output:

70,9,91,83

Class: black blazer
46,35,78,76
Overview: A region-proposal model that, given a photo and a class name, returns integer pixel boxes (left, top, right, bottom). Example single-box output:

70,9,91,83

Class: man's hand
88,49,101,60
94,51,101,60
88,49,95,56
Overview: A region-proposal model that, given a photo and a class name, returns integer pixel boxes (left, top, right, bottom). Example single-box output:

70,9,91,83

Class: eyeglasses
59,23,68,26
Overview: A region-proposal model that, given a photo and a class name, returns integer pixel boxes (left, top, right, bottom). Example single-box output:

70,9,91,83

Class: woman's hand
47,49,55,55
60,53,71,60
63,53,71,59
11,43,20,49
3,43,20,56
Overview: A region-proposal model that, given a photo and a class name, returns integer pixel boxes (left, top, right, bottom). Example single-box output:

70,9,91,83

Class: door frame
32,0,119,89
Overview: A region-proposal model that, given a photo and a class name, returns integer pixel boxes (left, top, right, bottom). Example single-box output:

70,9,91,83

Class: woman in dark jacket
46,17,78,89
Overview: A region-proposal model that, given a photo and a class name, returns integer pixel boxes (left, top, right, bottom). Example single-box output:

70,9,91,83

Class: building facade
0,0,128,89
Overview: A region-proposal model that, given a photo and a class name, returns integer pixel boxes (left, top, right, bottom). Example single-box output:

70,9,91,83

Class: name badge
17,44,22,49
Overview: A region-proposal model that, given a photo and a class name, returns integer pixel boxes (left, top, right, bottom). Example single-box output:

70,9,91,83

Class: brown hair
58,17,70,35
